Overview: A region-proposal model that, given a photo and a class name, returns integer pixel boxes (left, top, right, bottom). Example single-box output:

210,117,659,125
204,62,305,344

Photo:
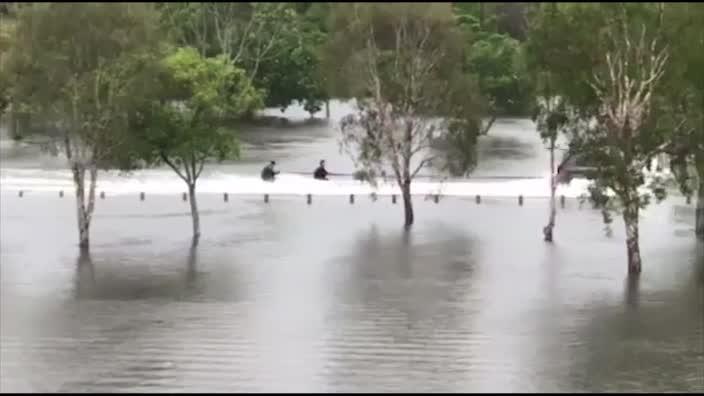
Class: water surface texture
1,103,702,393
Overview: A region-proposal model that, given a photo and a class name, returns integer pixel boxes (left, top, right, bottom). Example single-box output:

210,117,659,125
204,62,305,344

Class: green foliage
329,2,487,183
162,48,261,118
156,2,327,114
468,32,532,116
455,3,533,116
157,3,216,56
326,3,476,110
524,4,570,145
660,3,704,198
131,47,262,184
453,3,498,32
155,2,536,119
2,2,165,247
5,2,163,168
527,2,673,250
255,7,329,115
157,3,297,76
0,15,12,115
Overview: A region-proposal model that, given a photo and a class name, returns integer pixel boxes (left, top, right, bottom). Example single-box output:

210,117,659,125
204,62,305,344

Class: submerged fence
13,188,587,209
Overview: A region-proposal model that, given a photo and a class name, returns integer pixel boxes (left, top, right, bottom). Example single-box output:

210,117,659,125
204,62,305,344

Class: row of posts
17,190,574,208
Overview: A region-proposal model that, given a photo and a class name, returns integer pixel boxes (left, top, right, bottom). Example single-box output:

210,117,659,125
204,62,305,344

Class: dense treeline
0,2,701,274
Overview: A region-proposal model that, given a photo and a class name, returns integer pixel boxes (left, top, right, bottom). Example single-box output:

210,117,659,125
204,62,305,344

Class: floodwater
0,101,592,198
0,102,702,392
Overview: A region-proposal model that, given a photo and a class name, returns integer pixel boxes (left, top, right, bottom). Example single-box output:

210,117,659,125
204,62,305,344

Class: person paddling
313,159,329,180
261,161,280,182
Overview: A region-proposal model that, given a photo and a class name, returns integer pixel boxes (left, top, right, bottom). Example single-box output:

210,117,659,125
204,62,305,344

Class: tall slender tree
5,3,162,249
527,3,673,274
130,47,262,243
574,6,670,274
326,3,488,227
525,3,570,242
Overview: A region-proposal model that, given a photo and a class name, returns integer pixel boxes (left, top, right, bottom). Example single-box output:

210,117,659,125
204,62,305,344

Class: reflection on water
320,225,481,392
73,242,203,302
568,248,704,392
1,194,702,392
1,105,701,392
623,275,641,310
74,250,96,299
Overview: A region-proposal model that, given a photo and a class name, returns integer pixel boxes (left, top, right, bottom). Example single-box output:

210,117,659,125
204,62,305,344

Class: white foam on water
1,167,594,198
0,99,673,200
1,164,673,199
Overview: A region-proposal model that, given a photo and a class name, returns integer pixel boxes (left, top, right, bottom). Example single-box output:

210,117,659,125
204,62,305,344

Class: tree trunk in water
7,109,29,140
696,152,704,240
72,164,98,250
543,138,556,242
401,181,414,228
188,182,201,243
7,109,16,138
479,2,485,30
696,182,704,240
623,203,642,275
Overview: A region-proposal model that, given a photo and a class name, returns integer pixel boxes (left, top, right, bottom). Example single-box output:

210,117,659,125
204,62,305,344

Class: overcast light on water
1,101,702,392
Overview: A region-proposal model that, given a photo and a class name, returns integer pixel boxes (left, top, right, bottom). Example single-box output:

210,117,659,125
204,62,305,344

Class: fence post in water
223,192,228,202
182,192,187,202
140,192,145,201
349,194,355,204
560,195,566,208
59,190,64,198
392,194,397,204
518,195,524,206
307,194,312,205
100,191,105,200
476,194,481,204
434,194,440,204
264,194,269,203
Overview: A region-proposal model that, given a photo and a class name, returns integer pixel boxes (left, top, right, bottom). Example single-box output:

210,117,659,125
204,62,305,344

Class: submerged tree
525,2,570,242
663,3,704,239
527,3,676,274
326,3,487,227
534,93,567,242
5,3,162,249
576,10,670,274
130,47,262,242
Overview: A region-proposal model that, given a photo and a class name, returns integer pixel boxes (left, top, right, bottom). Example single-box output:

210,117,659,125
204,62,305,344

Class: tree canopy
326,3,489,226
129,46,262,240
4,2,163,248
2,1,702,270
526,3,680,273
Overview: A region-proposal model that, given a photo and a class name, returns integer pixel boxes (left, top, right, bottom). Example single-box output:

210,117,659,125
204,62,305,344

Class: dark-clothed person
314,160,329,180
261,161,280,181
